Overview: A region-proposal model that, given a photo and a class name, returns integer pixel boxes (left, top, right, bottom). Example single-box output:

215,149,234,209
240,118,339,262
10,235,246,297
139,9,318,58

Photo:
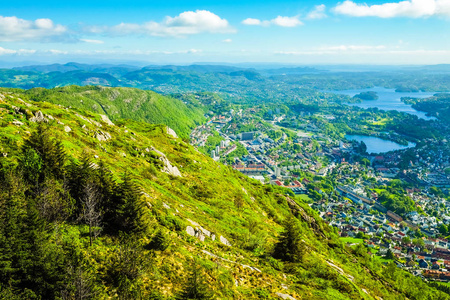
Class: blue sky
1,0,449,65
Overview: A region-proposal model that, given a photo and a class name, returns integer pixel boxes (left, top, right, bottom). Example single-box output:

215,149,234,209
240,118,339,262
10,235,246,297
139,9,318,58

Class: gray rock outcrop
220,235,232,247
149,147,181,177
100,114,115,126
29,111,48,123
166,126,178,139
276,293,296,300
95,130,111,141
186,226,196,237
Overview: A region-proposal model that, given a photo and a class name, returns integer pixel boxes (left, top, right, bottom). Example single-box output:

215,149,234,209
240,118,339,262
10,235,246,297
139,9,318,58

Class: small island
353,91,379,100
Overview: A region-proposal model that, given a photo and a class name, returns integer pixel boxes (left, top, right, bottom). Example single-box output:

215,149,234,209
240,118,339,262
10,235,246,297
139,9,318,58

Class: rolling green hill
0,89,448,299
12,85,206,138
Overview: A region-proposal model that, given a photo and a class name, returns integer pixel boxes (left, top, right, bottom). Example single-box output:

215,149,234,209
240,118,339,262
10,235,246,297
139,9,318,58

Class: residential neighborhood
190,102,450,283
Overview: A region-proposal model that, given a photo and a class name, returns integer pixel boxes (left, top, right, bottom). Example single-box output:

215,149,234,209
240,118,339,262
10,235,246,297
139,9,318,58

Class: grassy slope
17,85,205,138
0,89,447,299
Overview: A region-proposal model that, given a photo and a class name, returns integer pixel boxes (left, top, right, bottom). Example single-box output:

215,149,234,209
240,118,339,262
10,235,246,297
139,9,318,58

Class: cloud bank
334,0,450,18
0,47,37,55
0,16,67,42
86,10,234,37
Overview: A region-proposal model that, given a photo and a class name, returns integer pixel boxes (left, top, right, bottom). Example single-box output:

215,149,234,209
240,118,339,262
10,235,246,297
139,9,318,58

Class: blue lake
345,134,416,154
324,87,438,120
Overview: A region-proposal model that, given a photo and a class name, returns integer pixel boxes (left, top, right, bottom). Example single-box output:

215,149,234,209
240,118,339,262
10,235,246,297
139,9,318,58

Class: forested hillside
0,89,448,299
13,86,206,138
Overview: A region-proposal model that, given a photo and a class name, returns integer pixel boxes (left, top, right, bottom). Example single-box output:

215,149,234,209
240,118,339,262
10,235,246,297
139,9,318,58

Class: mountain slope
0,89,447,299
17,85,205,138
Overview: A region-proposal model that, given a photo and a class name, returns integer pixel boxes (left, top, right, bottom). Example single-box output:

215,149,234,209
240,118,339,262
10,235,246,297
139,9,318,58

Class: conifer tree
273,215,306,263
108,173,146,235
96,161,116,231
177,259,213,300
66,153,96,216
145,230,168,251
21,124,66,183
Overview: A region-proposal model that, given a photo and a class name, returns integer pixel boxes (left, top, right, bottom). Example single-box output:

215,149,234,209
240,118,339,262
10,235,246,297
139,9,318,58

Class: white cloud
334,0,450,18
80,39,104,44
222,38,232,43
307,4,328,19
241,18,263,25
271,16,303,27
86,10,234,37
241,15,303,27
0,47,37,55
0,16,67,42
48,49,69,55
0,47,16,55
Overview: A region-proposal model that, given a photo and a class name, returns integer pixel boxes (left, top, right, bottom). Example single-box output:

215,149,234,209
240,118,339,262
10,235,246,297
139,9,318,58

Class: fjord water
327,87,437,120
345,134,416,154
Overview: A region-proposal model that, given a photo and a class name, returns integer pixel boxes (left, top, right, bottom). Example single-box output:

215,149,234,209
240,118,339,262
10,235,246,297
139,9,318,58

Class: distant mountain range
0,62,449,98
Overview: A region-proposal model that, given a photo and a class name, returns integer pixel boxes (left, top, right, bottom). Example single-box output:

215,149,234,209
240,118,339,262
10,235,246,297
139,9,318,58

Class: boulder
12,120,23,126
12,106,21,114
276,293,296,300
160,156,182,177
149,147,181,177
166,126,178,139
64,126,72,133
199,227,211,238
29,111,48,123
186,226,196,237
220,236,232,247
196,231,206,242
100,114,115,126
95,130,111,141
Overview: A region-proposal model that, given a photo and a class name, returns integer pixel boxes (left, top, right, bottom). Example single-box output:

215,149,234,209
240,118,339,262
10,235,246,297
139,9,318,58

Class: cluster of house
321,182,450,236
311,181,450,281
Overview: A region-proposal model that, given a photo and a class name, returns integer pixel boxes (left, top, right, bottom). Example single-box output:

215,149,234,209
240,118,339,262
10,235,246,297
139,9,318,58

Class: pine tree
18,147,42,187
21,124,66,183
66,153,97,218
145,230,168,251
385,249,395,260
177,259,213,300
96,161,116,231
107,241,144,300
273,215,306,263
0,171,26,289
107,173,146,235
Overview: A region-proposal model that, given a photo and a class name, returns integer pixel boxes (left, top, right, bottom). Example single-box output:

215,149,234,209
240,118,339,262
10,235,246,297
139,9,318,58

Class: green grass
296,194,312,202
339,237,364,245
373,255,393,264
